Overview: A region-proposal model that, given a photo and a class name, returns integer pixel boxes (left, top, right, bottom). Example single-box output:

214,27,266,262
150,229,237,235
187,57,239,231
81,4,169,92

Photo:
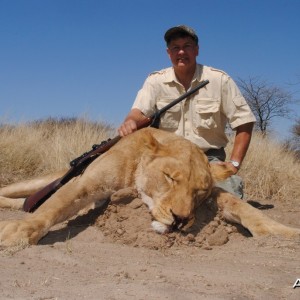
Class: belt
205,147,226,162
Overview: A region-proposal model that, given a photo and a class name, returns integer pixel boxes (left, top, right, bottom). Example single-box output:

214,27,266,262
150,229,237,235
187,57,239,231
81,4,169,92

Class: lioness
0,128,299,246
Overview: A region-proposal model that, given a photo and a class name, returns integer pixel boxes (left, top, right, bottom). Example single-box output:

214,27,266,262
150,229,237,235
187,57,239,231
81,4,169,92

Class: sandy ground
0,196,300,300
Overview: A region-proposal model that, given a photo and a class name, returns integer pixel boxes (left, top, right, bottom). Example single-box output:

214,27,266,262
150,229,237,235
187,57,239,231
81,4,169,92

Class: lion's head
134,128,234,234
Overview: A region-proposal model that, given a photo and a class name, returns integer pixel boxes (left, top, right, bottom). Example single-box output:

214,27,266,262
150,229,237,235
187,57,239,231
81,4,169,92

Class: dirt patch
0,198,300,299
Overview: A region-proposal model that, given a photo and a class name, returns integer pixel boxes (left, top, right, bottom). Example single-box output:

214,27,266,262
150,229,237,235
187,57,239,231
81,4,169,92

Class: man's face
167,37,199,70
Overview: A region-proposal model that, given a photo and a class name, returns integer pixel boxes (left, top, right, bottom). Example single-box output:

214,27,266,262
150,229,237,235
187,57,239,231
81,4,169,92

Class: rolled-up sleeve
221,76,256,129
132,78,157,117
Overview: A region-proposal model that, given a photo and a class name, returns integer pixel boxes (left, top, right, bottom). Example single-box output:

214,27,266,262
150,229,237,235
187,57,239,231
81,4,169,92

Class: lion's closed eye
163,172,175,185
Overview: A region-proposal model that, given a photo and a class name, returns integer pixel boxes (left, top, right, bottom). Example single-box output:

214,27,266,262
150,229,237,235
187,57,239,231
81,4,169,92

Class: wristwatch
230,160,240,169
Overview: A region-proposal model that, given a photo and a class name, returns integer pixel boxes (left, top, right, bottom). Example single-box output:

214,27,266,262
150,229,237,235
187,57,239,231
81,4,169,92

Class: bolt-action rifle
23,80,209,212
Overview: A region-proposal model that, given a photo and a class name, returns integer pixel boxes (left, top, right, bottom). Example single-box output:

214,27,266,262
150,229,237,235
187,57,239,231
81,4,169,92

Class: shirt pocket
157,98,181,129
192,98,220,130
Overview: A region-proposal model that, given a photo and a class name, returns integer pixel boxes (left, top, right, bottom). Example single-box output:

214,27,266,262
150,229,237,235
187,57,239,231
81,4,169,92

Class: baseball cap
164,25,199,45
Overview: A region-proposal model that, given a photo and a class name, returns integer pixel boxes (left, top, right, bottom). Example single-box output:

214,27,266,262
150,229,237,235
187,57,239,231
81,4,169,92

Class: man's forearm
230,122,254,166
123,108,148,123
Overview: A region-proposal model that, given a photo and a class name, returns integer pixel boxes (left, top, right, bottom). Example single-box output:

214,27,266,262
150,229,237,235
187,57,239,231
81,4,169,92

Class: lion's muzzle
150,208,195,234
170,210,190,231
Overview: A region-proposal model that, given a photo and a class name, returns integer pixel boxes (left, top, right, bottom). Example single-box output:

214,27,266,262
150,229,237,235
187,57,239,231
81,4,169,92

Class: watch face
230,160,239,168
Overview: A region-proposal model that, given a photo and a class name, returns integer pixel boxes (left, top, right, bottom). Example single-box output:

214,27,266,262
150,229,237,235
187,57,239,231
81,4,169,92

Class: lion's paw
251,223,300,239
0,220,39,247
278,227,300,239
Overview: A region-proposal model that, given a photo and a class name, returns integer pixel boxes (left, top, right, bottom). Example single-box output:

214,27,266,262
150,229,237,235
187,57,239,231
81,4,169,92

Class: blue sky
1,0,299,139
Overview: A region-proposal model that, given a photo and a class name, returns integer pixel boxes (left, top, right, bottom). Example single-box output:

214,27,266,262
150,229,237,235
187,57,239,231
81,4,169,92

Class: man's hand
117,108,148,137
118,119,138,137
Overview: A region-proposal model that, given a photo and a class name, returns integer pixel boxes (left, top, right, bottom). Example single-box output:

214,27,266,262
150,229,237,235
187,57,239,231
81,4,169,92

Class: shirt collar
164,64,204,85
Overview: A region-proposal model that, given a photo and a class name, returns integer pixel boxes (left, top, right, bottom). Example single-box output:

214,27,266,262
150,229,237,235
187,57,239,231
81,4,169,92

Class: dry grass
0,117,114,185
227,133,300,203
0,118,299,204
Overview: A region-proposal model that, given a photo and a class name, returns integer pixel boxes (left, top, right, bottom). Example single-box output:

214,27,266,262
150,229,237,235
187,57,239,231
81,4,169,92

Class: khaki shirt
132,64,256,151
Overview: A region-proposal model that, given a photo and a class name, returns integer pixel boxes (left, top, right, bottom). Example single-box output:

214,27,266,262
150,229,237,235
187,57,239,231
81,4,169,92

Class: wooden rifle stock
23,80,209,212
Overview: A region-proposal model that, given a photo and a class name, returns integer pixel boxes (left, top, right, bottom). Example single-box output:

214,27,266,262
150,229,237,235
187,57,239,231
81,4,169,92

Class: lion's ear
210,163,235,181
140,129,161,153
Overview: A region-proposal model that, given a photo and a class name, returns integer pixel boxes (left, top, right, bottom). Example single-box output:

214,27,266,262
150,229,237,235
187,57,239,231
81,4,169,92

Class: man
118,25,256,198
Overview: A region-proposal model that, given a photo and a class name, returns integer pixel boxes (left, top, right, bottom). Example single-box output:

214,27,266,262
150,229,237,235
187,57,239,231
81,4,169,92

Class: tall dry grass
226,133,300,203
0,117,115,185
0,118,299,203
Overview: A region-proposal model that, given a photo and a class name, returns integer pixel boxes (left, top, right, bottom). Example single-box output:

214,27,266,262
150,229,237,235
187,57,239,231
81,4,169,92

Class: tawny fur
0,128,299,246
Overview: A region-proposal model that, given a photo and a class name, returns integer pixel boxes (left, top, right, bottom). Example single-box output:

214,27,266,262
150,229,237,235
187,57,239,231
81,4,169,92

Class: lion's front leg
213,187,300,238
0,177,112,247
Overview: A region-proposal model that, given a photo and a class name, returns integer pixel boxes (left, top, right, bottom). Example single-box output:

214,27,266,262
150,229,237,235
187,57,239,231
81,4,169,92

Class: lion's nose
171,210,189,231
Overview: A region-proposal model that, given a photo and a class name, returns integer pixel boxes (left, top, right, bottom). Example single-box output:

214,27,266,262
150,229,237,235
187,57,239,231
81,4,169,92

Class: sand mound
95,197,242,250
